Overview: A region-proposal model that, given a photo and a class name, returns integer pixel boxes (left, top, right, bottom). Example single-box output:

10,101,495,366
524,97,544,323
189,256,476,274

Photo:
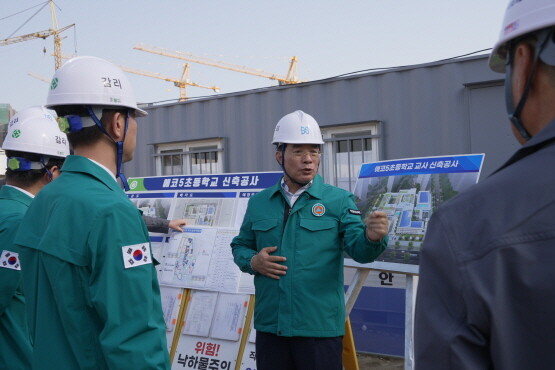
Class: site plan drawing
169,194,236,227
159,227,243,293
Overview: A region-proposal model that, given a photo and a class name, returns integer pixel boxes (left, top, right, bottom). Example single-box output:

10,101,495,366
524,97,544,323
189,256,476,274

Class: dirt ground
356,353,404,369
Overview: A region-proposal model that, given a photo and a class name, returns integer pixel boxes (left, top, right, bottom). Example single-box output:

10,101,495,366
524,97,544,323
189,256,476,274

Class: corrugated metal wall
125,54,518,180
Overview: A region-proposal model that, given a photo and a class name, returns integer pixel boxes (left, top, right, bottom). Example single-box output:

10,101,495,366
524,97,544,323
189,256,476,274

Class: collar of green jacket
0,185,33,207
269,174,324,201
61,155,121,191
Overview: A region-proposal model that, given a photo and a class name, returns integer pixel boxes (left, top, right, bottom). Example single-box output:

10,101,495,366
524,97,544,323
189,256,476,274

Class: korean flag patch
122,243,152,269
0,250,21,271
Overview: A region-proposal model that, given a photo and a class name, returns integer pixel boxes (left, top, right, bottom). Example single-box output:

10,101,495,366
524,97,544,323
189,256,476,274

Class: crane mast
50,0,63,69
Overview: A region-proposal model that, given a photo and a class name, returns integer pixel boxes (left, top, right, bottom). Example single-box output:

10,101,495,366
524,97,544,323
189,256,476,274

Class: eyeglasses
290,150,321,159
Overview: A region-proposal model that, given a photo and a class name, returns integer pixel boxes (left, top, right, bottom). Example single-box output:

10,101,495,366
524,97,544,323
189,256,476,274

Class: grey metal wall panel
124,54,514,180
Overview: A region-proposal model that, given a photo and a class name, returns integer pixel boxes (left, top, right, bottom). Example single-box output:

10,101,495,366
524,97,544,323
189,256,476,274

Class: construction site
0,1,519,370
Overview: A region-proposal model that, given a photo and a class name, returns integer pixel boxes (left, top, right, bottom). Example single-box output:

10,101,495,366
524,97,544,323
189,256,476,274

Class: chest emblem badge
312,203,325,217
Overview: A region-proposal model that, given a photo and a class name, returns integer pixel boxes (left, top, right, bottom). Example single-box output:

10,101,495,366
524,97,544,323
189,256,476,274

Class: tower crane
134,44,303,85
49,0,68,70
60,54,219,101
119,64,220,101
0,1,74,69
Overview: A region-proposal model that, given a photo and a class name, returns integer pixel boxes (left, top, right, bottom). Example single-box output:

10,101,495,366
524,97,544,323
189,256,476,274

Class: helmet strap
39,156,53,181
117,111,130,191
86,106,130,190
505,30,553,141
505,59,533,141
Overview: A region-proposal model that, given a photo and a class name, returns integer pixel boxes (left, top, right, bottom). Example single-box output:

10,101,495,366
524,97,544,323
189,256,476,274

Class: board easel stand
344,259,418,370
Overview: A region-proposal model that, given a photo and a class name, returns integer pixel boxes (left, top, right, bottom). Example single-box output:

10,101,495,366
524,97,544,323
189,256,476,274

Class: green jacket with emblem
15,155,169,370
231,174,387,337
0,185,32,370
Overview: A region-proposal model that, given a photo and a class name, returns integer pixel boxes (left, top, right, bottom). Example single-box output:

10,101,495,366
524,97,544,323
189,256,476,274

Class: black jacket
415,119,555,369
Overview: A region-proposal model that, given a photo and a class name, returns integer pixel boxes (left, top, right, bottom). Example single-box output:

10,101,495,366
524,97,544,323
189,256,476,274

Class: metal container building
126,54,517,186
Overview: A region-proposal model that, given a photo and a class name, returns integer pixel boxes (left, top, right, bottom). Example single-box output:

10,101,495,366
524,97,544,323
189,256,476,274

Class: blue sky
1,0,508,111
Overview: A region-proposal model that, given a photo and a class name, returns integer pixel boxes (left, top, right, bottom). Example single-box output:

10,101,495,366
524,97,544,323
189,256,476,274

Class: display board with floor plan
127,172,281,369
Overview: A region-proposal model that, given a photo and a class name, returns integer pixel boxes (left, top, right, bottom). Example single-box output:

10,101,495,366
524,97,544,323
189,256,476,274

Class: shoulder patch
348,209,362,215
122,243,152,269
0,250,21,270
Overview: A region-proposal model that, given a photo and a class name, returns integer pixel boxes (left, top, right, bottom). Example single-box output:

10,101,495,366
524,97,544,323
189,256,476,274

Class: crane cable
4,1,50,39
0,1,48,22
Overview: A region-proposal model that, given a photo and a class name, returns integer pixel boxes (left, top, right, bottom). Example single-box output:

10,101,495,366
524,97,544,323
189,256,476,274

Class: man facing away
0,106,69,370
15,56,170,369
415,0,555,368
231,110,389,370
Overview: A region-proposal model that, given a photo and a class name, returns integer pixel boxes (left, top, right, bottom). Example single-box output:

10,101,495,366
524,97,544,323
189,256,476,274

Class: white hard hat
272,110,324,145
490,0,555,72
2,106,70,158
45,56,147,116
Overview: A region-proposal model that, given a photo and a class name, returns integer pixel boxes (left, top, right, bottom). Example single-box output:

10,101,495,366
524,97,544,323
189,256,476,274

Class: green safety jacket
0,185,32,370
231,174,387,337
15,155,169,370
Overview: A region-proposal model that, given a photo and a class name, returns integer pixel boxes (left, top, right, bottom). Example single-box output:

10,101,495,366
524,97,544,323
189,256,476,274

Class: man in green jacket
15,56,170,369
0,106,69,370
231,110,389,370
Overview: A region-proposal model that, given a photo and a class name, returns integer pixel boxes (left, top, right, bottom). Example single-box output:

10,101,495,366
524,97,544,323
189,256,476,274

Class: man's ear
41,166,54,184
275,150,282,165
105,111,125,141
48,165,62,180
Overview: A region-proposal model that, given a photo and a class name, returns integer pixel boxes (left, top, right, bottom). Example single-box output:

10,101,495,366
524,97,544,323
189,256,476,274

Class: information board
127,172,282,369
349,154,485,274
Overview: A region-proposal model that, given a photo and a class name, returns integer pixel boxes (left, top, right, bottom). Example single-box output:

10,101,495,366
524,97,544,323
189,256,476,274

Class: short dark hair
4,150,64,187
